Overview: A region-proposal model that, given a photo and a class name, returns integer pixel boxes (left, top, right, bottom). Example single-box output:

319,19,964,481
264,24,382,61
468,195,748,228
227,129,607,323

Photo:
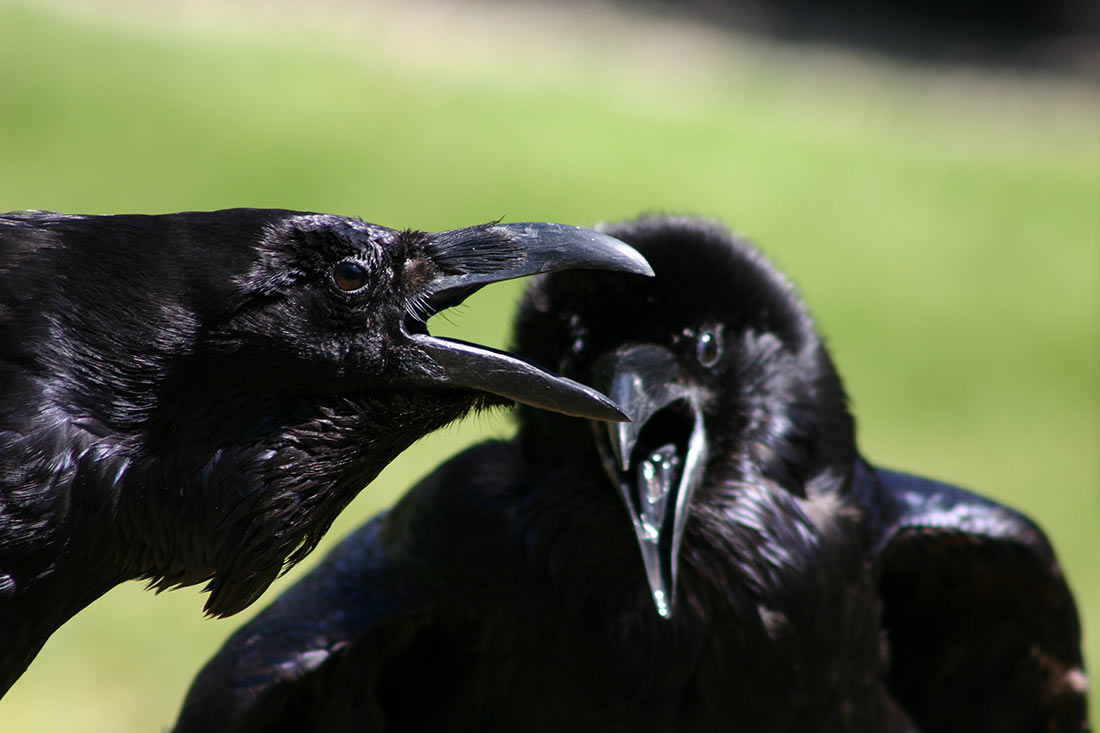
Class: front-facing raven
174,216,1086,732
0,208,652,696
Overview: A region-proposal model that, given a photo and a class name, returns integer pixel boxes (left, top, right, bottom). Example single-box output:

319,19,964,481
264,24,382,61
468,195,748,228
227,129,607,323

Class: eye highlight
696,329,721,367
333,260,368,292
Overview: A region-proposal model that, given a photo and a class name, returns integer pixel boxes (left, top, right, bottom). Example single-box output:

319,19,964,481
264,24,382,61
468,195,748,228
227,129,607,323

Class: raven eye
333,261,367,292
696,330,721,367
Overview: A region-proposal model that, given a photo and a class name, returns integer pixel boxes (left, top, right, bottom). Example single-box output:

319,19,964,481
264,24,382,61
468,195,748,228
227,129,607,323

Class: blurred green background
1,0,1096,729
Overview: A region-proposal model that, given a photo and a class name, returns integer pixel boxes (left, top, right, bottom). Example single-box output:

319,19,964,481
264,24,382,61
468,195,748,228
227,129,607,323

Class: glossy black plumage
175,216,1087,732
0,208,651,696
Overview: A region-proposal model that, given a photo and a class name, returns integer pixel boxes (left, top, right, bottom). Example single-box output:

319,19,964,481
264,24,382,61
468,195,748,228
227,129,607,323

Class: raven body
0,209,651,695
175,216,1086,732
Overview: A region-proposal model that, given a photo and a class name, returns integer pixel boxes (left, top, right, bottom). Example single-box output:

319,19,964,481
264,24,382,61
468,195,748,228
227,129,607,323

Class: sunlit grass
1,0,1096,729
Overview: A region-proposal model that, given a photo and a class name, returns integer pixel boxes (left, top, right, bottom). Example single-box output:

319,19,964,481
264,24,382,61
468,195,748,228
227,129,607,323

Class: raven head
192,212,652,420
514,216,855,618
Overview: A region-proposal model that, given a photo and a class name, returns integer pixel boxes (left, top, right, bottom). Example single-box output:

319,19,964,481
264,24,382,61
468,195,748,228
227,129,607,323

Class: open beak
409,222,654,422
593,344,709,618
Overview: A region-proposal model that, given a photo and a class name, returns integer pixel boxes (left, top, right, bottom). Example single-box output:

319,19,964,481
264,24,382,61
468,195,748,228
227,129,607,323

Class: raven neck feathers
0,382,484,633
118,387,486,618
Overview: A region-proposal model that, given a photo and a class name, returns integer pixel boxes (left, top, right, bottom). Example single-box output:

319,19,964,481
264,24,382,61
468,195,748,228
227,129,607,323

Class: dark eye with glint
696,330,721,367
333,261,368,292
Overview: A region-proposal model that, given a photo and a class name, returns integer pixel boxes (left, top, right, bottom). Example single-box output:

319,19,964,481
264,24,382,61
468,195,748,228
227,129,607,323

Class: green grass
1,0,1097,729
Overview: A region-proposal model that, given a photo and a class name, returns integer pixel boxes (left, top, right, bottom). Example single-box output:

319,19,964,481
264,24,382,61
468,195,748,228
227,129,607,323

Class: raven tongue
630,444,683,617
637,444,682,541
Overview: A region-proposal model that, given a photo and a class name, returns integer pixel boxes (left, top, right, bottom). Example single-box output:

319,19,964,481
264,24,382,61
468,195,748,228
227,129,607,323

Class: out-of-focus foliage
0,1,1095,730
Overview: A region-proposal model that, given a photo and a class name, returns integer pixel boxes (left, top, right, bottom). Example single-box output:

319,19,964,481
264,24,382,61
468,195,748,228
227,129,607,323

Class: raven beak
410,222,653,422
593,345,708,618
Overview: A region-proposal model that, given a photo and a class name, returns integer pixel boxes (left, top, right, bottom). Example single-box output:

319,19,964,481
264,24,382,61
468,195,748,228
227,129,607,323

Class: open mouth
607,401,694,537
594,346,709,618
597,401,696,616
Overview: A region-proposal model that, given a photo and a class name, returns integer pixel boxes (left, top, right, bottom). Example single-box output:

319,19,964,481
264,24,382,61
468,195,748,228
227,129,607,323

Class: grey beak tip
628,250,656,278
582,395,632,424
585,229,653,278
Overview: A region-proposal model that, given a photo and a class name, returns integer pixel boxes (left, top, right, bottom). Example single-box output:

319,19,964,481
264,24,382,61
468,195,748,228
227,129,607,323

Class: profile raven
175,216,1086,732
0,208,652,696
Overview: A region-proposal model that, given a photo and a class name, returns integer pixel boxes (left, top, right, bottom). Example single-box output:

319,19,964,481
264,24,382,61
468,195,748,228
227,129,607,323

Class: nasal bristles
425,223,525,275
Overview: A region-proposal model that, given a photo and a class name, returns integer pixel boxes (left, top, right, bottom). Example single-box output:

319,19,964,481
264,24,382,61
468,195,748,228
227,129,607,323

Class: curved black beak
410,222,654,422
593,344,708,618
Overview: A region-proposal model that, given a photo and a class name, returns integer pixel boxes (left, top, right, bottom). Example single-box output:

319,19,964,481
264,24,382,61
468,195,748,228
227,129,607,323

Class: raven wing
855,463,1088,732
172,512,431,732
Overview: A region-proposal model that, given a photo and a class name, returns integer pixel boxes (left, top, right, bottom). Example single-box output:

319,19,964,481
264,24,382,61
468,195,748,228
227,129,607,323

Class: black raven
174,216,1086,732
0,208,653,696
